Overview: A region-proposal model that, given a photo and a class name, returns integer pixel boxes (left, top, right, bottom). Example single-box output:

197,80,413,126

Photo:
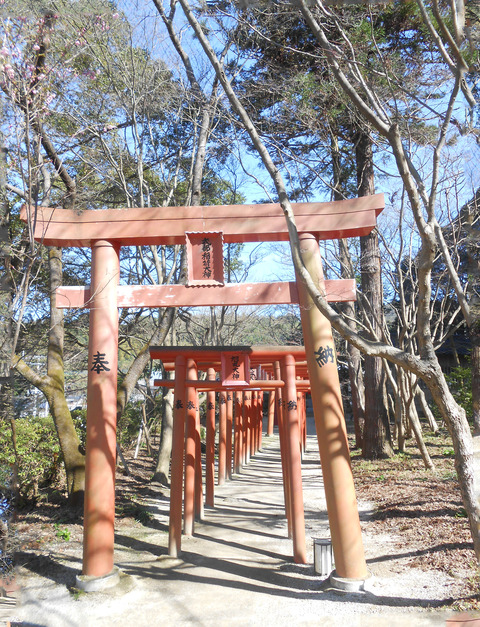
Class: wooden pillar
195,398,204,521
297,232,367,580
244,391,251,464
267,388,275,436
218,390,227,485
234,391,243,473
298,390,305,457
281,354,307,564
82,240,119,578
184,360,197,536
226,392,233,479
169,355,187,557
258,391,264,451
275,360,292,538
250,391,257,458
205,368,216,507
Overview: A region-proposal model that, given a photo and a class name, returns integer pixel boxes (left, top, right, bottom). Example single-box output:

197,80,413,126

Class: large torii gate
21,193,383,589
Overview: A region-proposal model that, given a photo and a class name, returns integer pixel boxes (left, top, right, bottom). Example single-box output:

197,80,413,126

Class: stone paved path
11,428,465,626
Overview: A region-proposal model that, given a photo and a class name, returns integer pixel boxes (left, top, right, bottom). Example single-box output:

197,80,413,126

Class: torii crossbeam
21,193,384,589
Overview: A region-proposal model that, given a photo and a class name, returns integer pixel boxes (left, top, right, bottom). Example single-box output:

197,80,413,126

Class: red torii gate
21,193,383,590
149,345,311,563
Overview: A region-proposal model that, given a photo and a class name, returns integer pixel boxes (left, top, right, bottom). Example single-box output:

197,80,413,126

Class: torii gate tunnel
21,193,384,586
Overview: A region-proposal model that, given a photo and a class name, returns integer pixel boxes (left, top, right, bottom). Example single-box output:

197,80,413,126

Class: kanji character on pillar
91,351,110,374
314,345,335,368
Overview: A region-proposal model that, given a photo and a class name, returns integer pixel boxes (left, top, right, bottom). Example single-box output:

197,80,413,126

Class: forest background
0,0,479,575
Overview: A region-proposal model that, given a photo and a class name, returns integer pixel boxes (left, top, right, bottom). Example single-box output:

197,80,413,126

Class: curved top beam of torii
20,193,384,247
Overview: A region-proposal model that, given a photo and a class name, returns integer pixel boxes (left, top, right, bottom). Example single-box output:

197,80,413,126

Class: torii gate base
22,196,383,591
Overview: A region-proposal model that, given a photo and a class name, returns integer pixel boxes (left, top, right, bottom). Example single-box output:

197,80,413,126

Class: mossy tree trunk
15,248,85,507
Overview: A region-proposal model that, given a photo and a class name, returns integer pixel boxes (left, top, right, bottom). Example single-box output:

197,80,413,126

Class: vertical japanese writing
314,345,335,368
202,238,212,279
91,351,110,373
231,355,240,380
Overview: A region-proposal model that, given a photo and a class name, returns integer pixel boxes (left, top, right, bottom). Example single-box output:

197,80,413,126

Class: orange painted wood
152,378,290,391
186,232,224,286
218,391,227,486
82,241,119,577
282,354,307,563
150,345,307,362
20,194,384,247
221,351,250,387
226,392,233,480
55,279,356,309
205,369,216,508
184,361,198,537
168,355,187,557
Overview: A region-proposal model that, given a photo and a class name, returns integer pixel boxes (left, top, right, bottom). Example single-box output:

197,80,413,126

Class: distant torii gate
149,344,312,564
21,193,383,588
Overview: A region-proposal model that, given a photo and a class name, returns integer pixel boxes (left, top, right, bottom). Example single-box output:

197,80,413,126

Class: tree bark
47,248,85,505
471,336,480,434
153,373,174,485
331,133,365,448
14,248,86,507
355,130,393,459
428,364,480,558
339,239,365,449
417,385,439,433
0,125,14,460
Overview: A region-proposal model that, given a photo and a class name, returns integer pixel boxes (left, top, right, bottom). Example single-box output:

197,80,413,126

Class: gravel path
8,429,475,626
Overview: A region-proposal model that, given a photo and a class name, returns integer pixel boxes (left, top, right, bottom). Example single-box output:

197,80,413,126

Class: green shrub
445,363,473,420
116,402,143,449
0,415,61,500
71,408,87,453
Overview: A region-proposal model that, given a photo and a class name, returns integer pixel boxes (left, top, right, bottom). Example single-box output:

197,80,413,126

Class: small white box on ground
313,538,334,577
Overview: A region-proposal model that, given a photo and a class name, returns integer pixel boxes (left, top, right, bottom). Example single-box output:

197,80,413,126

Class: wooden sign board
186,231,224,286
221,351,250,387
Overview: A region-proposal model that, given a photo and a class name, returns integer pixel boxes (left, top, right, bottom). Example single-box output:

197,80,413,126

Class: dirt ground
2,421,480,626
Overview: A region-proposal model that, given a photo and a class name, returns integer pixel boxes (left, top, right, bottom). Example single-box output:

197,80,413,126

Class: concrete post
82,240,120,578
296,232,368,580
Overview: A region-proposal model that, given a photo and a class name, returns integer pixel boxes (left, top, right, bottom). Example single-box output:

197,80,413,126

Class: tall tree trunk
14,248,86,507
466,197,480,434
417,385,439,433
0,124,15,508
47,248,85,505
428,365,480,559
339,239,365,449
153,374,174,485
355,130,393,459
331,132,365,448
472,337,480,434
